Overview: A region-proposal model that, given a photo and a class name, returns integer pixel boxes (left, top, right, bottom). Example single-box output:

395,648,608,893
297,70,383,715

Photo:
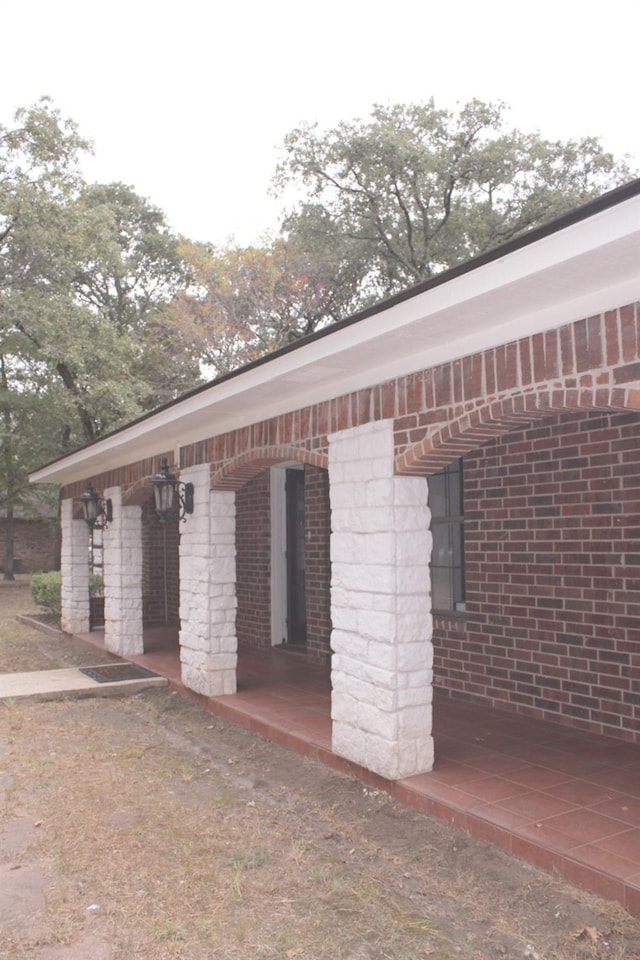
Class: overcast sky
4,0,639,246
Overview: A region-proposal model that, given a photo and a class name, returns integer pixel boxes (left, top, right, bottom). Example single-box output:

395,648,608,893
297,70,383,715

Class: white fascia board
30,197,640,487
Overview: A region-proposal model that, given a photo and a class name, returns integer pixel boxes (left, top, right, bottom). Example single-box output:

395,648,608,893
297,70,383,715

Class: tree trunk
3,504,15,580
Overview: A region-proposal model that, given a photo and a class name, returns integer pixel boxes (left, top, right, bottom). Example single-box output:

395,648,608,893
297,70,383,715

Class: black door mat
80,663,160,684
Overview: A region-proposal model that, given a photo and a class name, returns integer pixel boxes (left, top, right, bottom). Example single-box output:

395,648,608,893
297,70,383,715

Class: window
428,459,465,613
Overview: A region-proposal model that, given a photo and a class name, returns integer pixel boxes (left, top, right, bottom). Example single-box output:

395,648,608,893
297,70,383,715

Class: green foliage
0,99,206,574
30,571,61,614
2,95,636,567
170,236,343,376
89,573,103,597
30,571,103,614
72,182,202,409
153,99,636,380
274,98,635,305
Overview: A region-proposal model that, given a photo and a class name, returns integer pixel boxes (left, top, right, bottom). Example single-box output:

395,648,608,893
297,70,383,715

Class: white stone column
60,498,90,634
179,464,237,696
329,420,434,780
103,487,144,656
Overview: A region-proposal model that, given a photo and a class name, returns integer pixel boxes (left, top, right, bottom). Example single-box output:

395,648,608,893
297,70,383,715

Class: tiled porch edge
165,673,640,918
64,626,640,919
394,780,640,916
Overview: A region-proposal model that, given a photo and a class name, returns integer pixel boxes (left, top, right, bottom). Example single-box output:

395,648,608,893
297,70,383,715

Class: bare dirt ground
2,578,640,960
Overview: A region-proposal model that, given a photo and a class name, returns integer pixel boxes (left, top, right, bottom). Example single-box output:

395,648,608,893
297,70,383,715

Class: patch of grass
228,847,266,871
2,610,640,959
0,578,117,672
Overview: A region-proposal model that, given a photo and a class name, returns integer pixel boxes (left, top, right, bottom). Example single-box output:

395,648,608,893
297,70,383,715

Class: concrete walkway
0,665,167,703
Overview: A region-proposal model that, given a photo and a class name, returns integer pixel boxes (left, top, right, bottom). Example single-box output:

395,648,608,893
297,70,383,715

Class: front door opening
270,465,308,649
285,468,307,648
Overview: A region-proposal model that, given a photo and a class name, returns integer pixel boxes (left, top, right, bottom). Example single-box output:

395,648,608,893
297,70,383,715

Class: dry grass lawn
2,579,640,959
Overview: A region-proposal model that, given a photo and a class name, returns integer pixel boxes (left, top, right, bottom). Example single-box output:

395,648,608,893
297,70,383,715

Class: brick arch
122,465,192,507
211,445,329,490
122,475,157,507
395,384,640,476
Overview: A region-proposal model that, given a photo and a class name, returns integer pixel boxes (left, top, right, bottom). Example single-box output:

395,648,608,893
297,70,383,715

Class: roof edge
30,177,640,479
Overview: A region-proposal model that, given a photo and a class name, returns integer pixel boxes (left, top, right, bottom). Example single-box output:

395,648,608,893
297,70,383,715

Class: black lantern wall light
80,483,112,530
150,459,194,523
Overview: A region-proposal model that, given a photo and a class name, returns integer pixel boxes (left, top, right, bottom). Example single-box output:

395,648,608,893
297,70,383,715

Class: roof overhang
30,183,640,486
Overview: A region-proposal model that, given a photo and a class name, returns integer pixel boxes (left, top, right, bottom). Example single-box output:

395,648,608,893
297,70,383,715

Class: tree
274,99,634,304
169,236,346,376
0,98,92,577
71,182,202,409
0,101,203,577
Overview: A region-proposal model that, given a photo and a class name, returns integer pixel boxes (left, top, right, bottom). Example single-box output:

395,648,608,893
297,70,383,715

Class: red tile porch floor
74,626,640,916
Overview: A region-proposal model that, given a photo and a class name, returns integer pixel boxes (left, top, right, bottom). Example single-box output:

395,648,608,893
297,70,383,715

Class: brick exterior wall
434,410,640,742
236,471,271,648
58,301,640,746
304,465,332,662
0,518,58,573
173,305,640,486
62,307,640,506
141,498,180,626
234,465,332,660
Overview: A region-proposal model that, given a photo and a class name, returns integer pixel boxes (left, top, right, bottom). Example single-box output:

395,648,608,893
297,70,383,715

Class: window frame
428,459,466,616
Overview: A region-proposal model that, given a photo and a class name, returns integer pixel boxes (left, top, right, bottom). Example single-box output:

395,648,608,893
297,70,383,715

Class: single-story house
30,181,640,787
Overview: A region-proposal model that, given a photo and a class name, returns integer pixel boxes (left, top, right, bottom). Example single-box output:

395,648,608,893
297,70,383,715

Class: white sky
4,0,639,246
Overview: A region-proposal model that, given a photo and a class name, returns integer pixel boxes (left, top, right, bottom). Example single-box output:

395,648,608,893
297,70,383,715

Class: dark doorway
286,468,307,647
88,528,105,630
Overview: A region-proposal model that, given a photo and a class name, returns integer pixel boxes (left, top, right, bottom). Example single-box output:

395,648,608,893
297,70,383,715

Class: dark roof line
35,177,640,474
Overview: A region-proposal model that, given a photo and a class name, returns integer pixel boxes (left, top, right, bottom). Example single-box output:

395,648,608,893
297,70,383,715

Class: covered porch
72,625,640,916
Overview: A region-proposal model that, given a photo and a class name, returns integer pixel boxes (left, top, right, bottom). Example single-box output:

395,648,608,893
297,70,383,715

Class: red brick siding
234,466,332,660
60,306,640,504
236,471,271,648
61,452,175,503
0,518,58,573
141,498,180,626
434,410,640,743
56,301,640,743
175,304,640,484
304,465,332,663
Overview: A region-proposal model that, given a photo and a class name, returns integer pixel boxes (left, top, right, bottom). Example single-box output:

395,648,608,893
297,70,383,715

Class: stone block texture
179,465,238,696
60,498,90,635
58,302,640,766
329,420,434,780
103,487,144,656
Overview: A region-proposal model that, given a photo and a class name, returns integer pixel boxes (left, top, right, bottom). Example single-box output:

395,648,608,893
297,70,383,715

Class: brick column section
179,464,237,696
103,487,144,656
60,498,90,634
328,420,434,780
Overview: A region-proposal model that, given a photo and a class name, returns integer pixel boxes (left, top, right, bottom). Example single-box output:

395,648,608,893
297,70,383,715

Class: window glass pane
428,459,465,613
452,522,464,569
428,472,446,517
453,566,465,609
431,567,452,611
431,523,452,566
448,462,462,515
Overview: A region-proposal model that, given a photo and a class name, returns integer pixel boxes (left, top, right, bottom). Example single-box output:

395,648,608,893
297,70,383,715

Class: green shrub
89,574,104,597
31,571,62,614
30,571,104,615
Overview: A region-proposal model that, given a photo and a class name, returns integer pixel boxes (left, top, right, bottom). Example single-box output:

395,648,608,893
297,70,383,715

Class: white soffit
30,194,640,485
